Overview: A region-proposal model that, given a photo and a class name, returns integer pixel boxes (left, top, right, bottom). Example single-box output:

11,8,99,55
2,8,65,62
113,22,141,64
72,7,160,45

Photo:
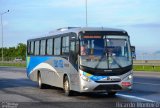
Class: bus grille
94,85,122,91
95,81,120,83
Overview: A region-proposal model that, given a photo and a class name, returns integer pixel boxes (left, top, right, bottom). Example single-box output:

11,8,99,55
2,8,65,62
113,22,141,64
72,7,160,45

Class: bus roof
28,27,128,41
49,27,127,35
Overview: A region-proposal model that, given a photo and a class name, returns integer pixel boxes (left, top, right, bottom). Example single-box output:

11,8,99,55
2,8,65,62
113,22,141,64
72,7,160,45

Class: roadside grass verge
0,62,26,67
133,65,160,72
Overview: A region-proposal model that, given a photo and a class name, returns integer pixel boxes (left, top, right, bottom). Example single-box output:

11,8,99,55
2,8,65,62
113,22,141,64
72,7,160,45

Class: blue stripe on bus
27,56,51,75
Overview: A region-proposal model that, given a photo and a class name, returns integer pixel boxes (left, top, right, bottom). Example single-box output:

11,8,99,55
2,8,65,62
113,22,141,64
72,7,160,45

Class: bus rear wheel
63,76,73,96
38,73,46,89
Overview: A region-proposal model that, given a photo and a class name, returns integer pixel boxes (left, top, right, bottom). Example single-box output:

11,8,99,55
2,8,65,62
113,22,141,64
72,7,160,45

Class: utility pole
0,10,9,62
85,0,88,27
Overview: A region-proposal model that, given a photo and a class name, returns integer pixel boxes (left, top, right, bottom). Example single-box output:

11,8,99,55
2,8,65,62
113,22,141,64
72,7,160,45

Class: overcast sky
0,0,160,54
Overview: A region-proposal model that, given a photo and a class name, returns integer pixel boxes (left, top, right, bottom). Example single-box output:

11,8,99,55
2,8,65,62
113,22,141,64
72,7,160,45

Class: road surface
0,67,160,108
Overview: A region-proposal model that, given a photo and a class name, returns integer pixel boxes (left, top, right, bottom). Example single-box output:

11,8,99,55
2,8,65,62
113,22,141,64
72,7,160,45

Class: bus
26,27,133,96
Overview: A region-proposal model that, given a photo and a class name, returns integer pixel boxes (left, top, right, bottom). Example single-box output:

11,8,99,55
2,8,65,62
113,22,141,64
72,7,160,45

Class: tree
0,43,26,61
16,43,26,60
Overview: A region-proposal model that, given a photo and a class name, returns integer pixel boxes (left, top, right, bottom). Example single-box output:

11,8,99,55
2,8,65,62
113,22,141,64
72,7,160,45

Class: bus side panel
27,56,80,90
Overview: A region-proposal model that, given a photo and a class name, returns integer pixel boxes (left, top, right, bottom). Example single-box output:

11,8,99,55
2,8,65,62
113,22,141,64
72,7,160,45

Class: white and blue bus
27,27,133,96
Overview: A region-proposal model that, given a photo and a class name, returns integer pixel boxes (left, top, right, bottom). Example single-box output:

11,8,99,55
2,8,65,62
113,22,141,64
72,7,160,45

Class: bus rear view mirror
131,46,136,59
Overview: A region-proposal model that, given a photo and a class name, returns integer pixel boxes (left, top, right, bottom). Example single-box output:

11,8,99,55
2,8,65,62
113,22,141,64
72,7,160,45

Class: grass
133,65,160,72
0,62,26,67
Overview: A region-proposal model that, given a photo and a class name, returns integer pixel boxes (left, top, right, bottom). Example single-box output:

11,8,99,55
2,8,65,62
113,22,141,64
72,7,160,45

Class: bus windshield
80,35,132,69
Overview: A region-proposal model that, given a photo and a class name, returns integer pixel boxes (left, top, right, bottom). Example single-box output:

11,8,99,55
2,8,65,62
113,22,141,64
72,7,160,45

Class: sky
0,0,160,55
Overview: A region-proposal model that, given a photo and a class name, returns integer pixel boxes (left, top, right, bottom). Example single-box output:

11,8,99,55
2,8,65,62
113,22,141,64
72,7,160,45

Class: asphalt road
0,67,160,108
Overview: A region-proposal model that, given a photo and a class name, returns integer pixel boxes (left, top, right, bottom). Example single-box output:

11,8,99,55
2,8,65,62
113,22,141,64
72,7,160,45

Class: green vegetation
0,62,26,67
0,43,26,67
133,65,160,72
0,43,26,61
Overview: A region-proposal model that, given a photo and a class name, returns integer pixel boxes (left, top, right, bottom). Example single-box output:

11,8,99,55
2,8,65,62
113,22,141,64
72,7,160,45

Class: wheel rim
64,80,69,93
38,75,41,87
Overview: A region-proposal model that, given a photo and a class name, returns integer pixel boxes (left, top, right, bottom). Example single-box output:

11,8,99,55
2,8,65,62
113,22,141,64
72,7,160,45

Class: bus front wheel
63,76,73,96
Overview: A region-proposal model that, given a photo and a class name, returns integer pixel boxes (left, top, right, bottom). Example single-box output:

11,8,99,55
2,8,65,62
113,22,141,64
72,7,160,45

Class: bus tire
38,73,46,89
107,91,117,96
63,76,73,96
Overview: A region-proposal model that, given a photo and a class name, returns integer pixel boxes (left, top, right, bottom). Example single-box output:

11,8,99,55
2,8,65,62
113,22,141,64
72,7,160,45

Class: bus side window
34,41,40,55
62,36,69,55
27,41,31,55
40,40,46,55
47,38,53,55
54,38,61,55
30,41,34,55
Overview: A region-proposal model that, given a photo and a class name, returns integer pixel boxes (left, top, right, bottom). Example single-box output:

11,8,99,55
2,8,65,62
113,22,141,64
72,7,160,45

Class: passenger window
27,41,31,54
54,38,61,55
62,36,69,55
40,40,46,55
30,41,34,55
47,39,53,55
35,41,40,55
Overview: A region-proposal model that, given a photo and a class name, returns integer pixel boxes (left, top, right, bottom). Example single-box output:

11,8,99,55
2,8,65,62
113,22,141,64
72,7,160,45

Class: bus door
69,34,80,89
69,34,78,69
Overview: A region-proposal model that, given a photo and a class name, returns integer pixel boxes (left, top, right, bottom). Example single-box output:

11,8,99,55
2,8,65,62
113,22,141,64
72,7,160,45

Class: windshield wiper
94,50,107,69
110,55,122,68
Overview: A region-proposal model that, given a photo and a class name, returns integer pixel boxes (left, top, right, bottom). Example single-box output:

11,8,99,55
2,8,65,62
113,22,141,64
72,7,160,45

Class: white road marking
117,94,155,102
134,82,160,86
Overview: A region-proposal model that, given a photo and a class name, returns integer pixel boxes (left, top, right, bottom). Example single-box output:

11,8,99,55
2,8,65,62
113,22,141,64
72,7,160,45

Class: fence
135,54,160,60
133,60,160,66
133,60,160,71
0,57,25,61
0,57,26,67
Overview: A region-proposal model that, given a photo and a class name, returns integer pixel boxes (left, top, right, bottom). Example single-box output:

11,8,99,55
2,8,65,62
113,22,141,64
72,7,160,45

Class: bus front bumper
79,73,133,93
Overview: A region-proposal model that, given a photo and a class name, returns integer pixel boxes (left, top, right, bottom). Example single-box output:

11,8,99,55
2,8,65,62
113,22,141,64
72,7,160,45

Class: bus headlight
128,74,132,79
81,75,91,82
